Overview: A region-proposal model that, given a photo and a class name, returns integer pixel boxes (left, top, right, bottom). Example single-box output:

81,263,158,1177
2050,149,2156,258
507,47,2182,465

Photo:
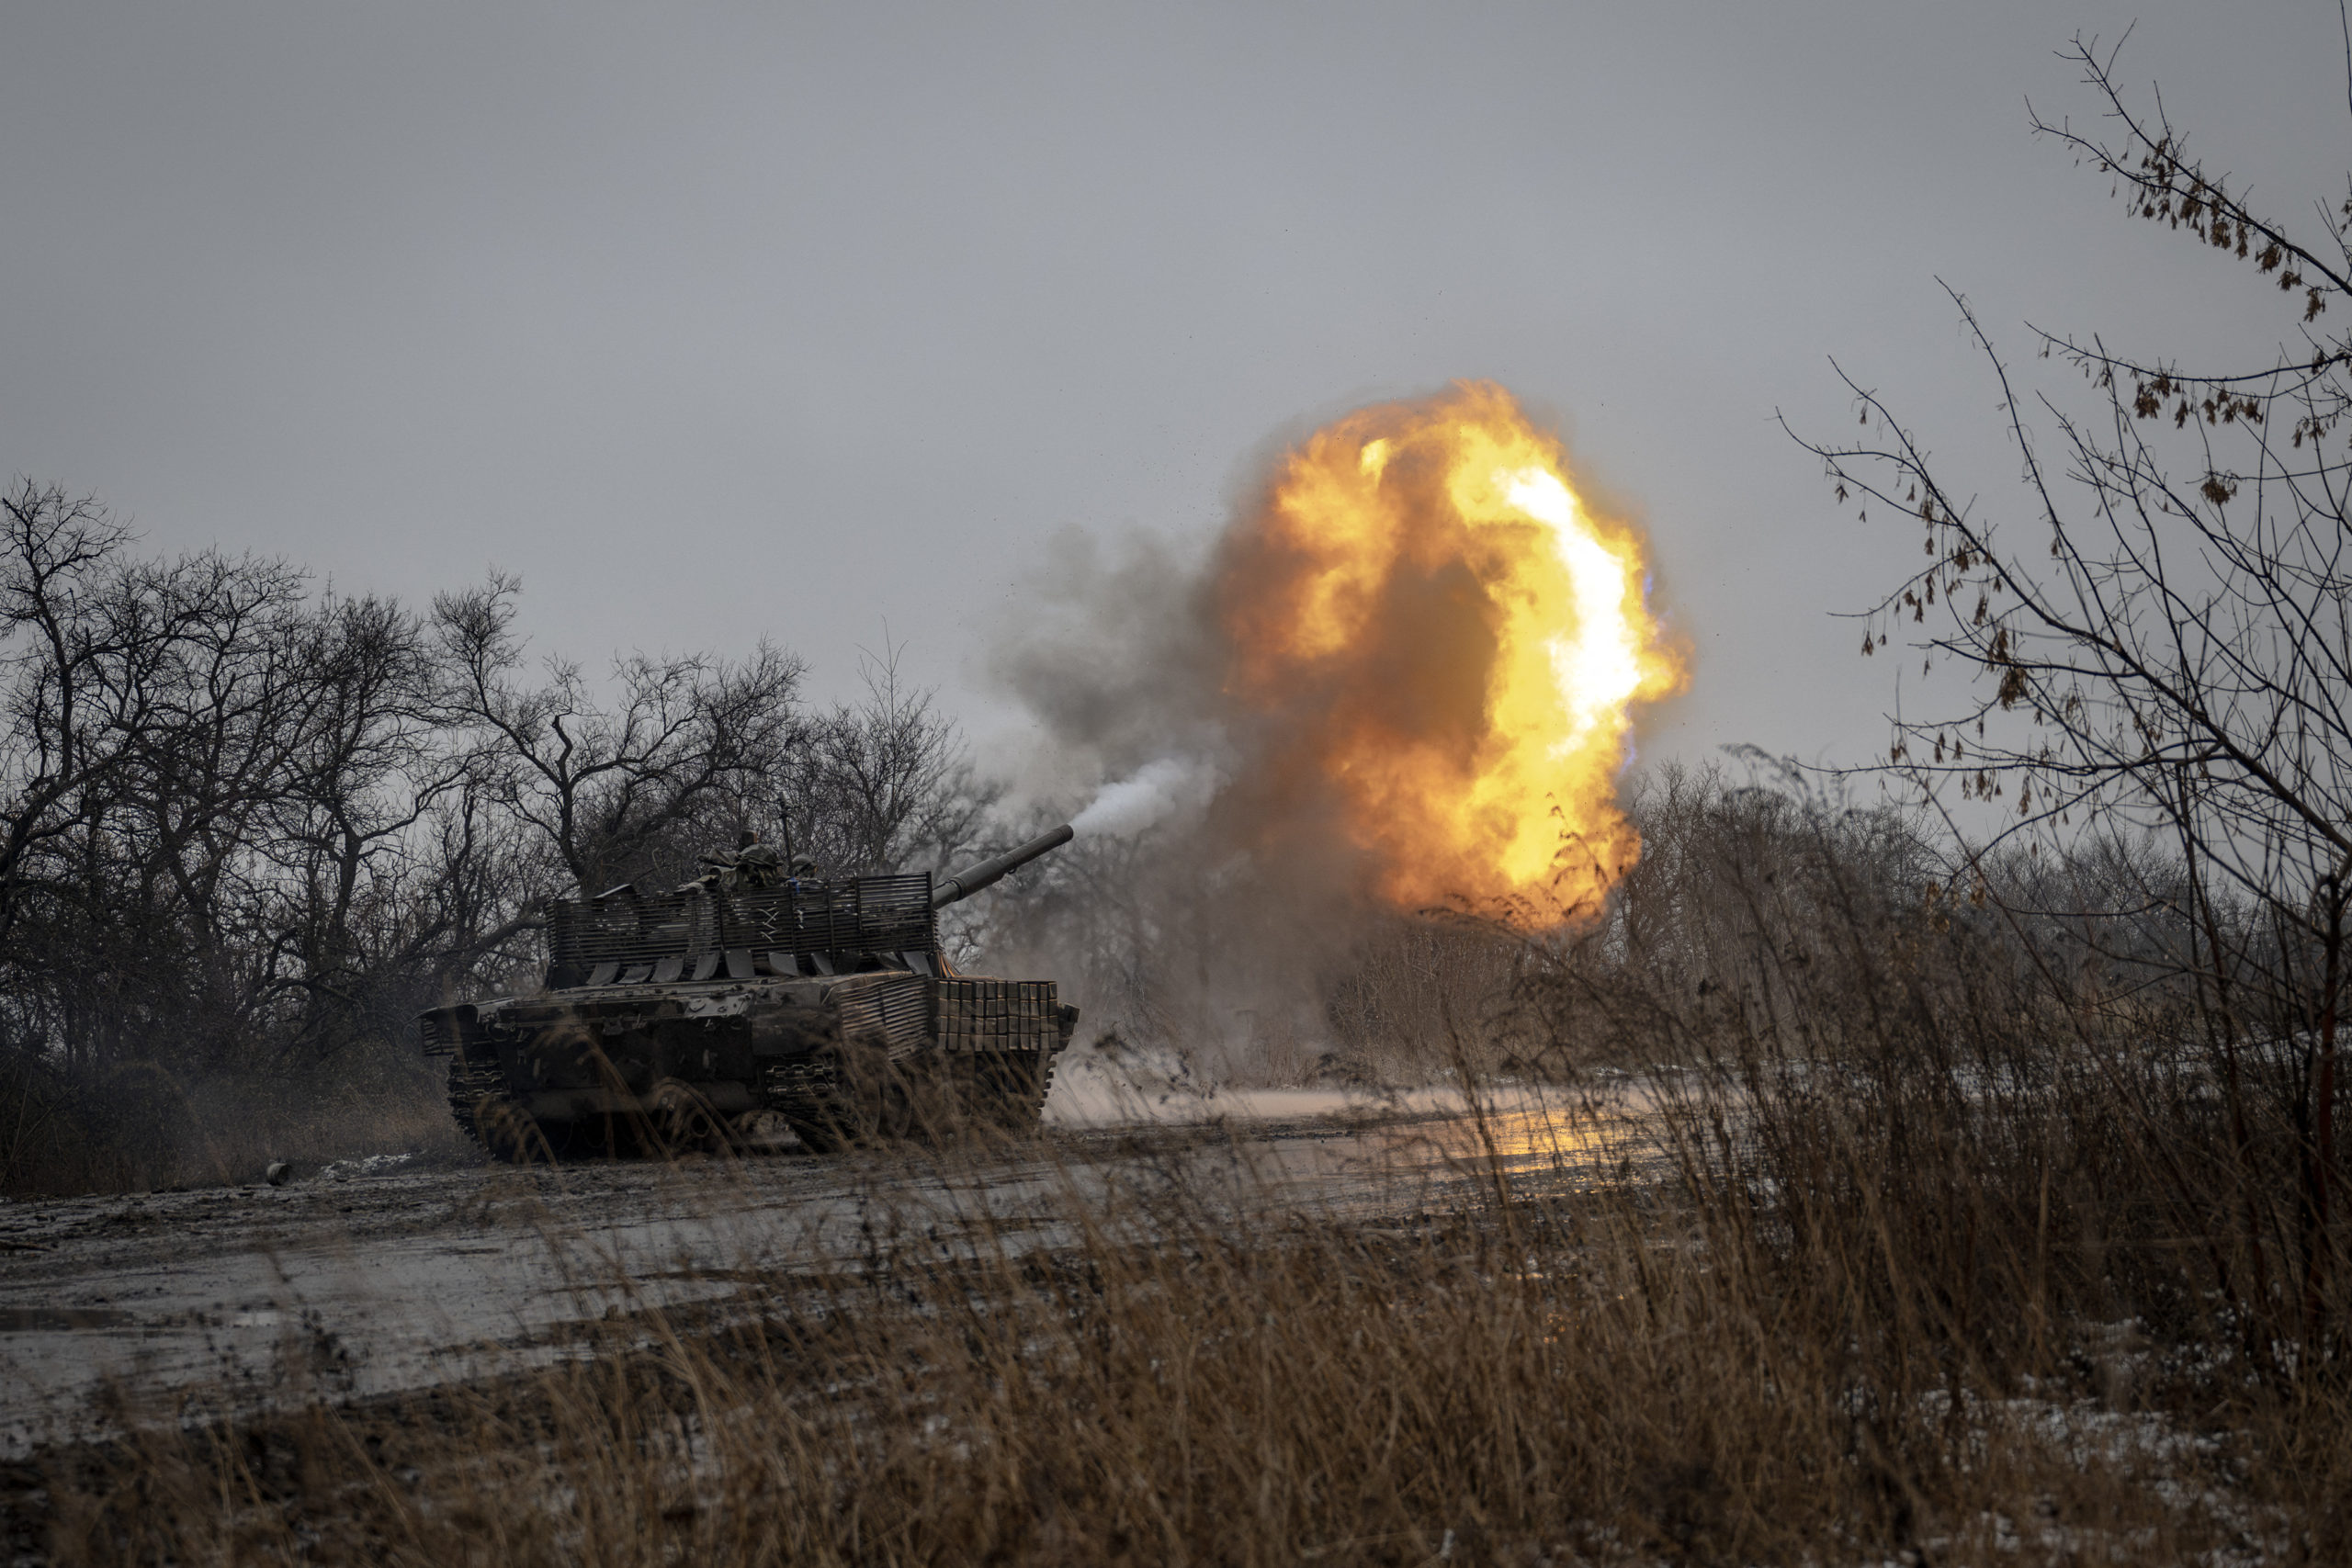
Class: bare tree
0,483,337,1071
0,512,847,1189
1792,34,2352,1363
782,641,994,878
1,483,156,953
430,572,807,893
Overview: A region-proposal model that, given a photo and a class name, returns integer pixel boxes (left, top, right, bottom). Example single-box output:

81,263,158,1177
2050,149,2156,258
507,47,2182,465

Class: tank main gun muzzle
932,824,1074,909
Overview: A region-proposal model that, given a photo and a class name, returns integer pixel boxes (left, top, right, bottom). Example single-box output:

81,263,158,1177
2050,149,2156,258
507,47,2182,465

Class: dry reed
6,774,2345,1563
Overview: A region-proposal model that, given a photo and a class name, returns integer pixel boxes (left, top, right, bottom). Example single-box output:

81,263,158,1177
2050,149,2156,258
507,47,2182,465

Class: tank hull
420,861,1078,1159
424,969,1075,1157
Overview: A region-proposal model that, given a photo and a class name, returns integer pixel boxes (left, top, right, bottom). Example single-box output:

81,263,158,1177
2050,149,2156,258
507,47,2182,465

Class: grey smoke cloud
1070,756,1220,839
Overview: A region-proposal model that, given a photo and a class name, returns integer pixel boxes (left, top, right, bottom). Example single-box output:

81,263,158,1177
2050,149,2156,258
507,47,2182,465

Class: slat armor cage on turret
418,827,1080,1158
543,874,939,990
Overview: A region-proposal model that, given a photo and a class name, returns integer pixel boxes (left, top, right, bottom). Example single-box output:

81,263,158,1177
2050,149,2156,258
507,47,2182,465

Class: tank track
446,1059,507,1147
453,1048,1057,1158
763,1056,884,1152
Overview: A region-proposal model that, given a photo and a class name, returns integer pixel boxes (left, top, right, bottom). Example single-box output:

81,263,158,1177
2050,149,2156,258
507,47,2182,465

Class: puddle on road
1416,1099,1650,1168
1222,1088,1657,1190
0,1306,136,1332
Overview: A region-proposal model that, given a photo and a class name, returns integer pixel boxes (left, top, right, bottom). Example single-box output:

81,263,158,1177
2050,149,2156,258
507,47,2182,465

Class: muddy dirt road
0,1087,1653,1453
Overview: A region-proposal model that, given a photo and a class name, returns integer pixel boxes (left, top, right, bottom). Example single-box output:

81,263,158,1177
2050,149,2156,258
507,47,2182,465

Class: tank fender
419,1003,481,1057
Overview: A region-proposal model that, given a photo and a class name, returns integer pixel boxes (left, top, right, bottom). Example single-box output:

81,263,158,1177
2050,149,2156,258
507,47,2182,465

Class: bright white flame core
1504,468,1645,756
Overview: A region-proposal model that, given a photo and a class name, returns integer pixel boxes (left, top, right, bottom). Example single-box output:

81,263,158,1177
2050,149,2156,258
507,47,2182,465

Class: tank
418,825,1079,1159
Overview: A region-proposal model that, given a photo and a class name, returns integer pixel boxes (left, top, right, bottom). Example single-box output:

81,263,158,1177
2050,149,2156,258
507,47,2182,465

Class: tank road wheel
557,1114,639,1160
780,1087,890,1154
472,1095,559,1164
779,1107,851,1155
730,1109,796,1152
646,1078,724,1158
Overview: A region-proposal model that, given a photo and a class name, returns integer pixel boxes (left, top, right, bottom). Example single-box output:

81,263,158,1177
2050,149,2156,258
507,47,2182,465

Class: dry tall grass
6,775,2345,1563
11,1086,2335,1566
0,1044,458,1196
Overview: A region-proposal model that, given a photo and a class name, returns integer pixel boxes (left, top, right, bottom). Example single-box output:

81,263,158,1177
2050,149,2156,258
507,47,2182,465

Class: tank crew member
684,829,775,894
733,829,783,889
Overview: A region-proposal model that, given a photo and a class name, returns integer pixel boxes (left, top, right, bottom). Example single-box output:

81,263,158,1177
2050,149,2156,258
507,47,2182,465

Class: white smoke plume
1069,756,1216,838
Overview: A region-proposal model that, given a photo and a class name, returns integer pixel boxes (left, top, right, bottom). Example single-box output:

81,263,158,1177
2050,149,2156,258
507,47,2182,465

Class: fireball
1216,382,1684,919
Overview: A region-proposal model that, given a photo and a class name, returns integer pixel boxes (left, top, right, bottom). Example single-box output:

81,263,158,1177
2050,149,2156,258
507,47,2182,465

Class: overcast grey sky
6,3,2347,795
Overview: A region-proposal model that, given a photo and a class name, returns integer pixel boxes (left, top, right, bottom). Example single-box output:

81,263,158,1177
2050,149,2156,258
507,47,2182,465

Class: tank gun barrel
932,824,1074,909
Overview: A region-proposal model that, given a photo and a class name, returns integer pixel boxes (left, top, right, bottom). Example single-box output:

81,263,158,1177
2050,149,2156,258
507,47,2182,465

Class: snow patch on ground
1043,1037,1474,1126
1042,1037,1659,1132
313,1152,420,1182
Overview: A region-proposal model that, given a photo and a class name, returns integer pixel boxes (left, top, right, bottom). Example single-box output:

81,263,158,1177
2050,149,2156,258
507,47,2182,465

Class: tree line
0,481,990,1183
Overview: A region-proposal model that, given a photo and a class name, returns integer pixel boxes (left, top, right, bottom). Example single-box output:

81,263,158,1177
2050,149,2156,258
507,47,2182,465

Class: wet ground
0,1082,1656,1453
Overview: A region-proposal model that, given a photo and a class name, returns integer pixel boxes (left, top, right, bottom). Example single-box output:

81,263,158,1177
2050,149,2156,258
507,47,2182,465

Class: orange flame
1216,383,1685,919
